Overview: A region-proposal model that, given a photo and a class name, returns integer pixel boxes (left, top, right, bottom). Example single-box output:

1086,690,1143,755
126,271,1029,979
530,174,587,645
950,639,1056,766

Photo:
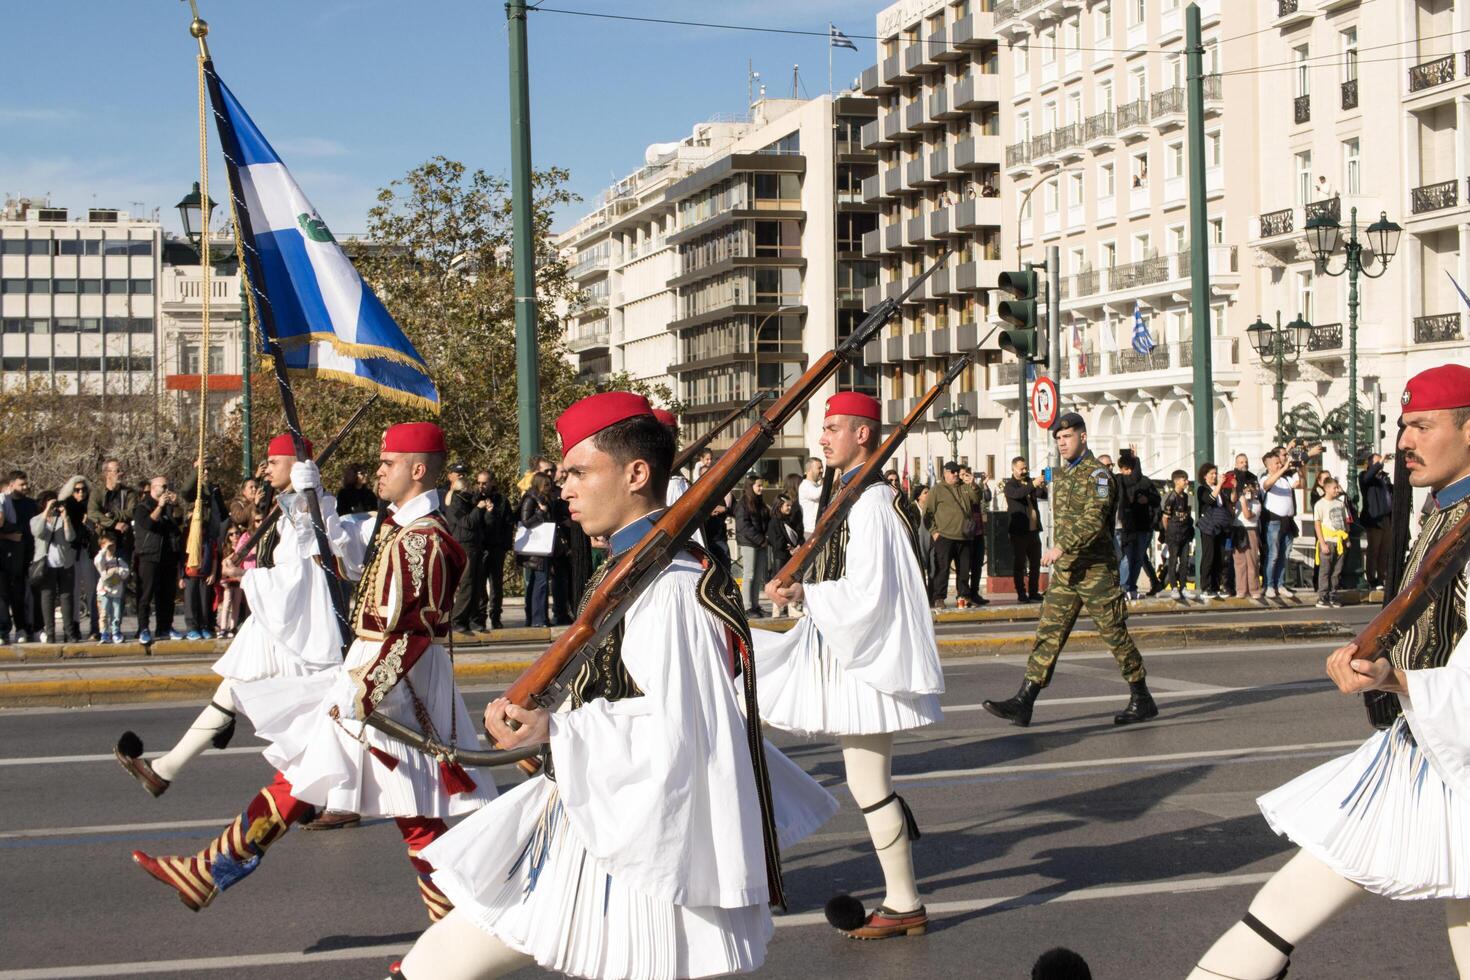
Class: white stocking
841,733,921,914
1446,898,1470,978
398,908,534,980
1188,850,1365,980
151,679,237,782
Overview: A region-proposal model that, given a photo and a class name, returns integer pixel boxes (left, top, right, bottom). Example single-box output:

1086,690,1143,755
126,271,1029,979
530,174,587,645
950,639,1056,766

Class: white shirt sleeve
1402,560,1470,798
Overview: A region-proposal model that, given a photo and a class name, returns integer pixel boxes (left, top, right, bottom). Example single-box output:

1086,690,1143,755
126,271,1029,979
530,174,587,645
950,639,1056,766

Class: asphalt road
1,604,1452,979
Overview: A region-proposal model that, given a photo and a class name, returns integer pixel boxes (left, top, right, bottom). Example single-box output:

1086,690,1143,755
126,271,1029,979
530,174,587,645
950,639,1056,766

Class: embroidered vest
1390,497,1470,672
253,515,282,570
811,485,923,583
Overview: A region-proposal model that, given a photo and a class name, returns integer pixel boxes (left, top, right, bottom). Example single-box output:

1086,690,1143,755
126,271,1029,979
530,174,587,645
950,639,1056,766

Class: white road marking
896,739,1361,782
0,818,234,840
0,871,1278,977
0,745,262,767
942,678,1332,712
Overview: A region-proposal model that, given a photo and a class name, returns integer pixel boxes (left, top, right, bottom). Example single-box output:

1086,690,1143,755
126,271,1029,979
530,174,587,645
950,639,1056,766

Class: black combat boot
1113,679,1159,725
982,679,1041,727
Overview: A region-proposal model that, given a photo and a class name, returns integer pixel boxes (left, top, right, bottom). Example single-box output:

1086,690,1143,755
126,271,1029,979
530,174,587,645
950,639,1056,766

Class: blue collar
840,468,861,487
609,509,666,557
1435,472,1470,509
1064,453,1086,470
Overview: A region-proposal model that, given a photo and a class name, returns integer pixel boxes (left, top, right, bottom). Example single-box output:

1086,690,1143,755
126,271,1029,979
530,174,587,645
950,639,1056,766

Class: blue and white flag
830,24,858,51
1131,304,1155,355
205,63,439,413
1448,270,1470,311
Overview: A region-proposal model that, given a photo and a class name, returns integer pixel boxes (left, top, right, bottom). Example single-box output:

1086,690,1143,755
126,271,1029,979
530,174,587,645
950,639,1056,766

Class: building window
1341,29,1358,83
1068,171,1084,207
1294,45,1310,97
1099,79,1114,113
1100,162,1116,197
1015,41,1029,76
1130,0,1146,27
1131,152,1148,188
1,240,26,255
1295,150,1312,205
1343,138,1360,195
1045,178,1060,214
1,279,25,294
1166,141,1184,179
1100,241,1117,268
1065,17,1080,54
26,239,50,256
27,280,50,294
79,279,102,295
1096,2,1112,41
1210,217,1224,244
130,279,154,295
1207,130,1222,168
1296,270,1314,321
1041,27,1056,65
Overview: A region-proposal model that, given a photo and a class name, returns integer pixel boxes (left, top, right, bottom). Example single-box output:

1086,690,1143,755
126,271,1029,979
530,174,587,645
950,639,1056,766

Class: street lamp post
1303,206,1402,509
938,404,971,465
751,304,802,398
1247,310,1314,441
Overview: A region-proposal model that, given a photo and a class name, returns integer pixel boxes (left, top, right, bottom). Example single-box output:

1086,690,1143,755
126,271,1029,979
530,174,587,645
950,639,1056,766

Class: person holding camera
133,476,183,643
1232,478,1264,599
1259,442,1317,599
30,488,80,643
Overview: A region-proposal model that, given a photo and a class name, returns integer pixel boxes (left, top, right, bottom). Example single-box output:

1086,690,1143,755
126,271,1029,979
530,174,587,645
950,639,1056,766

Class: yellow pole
185,5,212,573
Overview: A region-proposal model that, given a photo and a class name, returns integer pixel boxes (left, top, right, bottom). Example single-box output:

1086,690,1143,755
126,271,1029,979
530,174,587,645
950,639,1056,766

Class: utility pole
1047,244,1061,479
508,0,541,470
1185,3,1214,584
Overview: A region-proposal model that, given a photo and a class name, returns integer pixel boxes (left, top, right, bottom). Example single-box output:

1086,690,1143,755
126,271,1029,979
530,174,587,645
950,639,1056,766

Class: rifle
227,393,379,565
670,386,778,474
1352,499,1470,671
769,347,980,591
363,248,950,768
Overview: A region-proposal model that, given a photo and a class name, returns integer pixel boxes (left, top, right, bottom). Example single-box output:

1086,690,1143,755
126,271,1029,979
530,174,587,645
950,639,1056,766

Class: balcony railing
1260,207,1294,237
1306,322,1342,352
1006,140,1033,168
1051,122,1083,155
1409,53,1456,93
1277,0,1298,14
1116,98,1149,132
1293,94,1310,124
1109,255,1171,290
1175,245,1239,278
1030,131,1055,159
1411,179,1459,214
1150,87,1186,121
1110,344,1171,375
1084,110,1116,142
1062,269,1099,298
1304,196,1341,225
1203,73,1223,101
1415,313,1463,344
1341,79,1358,110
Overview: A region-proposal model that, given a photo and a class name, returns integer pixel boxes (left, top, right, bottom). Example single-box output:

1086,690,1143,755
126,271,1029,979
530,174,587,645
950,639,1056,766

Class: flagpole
828,24,833,97
199,48,351,647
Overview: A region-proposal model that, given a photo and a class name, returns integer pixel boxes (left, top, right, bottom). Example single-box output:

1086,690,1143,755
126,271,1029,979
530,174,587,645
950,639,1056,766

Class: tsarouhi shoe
114,732,170,797
982,679,1041,727
826,895,928,939
1113,679,1159,725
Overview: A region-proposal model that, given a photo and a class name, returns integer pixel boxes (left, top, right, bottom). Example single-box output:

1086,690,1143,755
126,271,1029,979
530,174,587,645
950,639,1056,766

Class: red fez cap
1401,365,1470,415
824,391,881,422
267,432,313,457
381,421,447,454
652,408,678,430
556,391,653,453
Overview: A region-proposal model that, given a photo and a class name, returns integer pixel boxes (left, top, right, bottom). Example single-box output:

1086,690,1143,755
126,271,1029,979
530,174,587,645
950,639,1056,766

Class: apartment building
558,94,880,478
159,233,244,428
664,94,880,478
860,0,1010,480
994,0,1252,478
1,199,164,398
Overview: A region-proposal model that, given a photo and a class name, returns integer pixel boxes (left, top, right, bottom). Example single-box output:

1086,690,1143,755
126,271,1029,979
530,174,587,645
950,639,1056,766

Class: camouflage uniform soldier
982,413,1158,727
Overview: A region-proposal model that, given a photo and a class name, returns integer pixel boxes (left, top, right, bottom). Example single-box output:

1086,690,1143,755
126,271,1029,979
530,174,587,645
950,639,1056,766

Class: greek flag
830,24,858,50
1448,270,1470,311
205,63,439,412
1131,304,1155,355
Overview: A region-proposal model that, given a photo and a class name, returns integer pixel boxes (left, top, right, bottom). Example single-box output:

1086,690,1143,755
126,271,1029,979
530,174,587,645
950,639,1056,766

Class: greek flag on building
830,25,858,50
204,62,439,412
1131,304,1155,355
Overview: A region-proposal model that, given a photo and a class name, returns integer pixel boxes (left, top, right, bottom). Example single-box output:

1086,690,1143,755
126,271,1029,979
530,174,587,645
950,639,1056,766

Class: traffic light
997,266,1041,362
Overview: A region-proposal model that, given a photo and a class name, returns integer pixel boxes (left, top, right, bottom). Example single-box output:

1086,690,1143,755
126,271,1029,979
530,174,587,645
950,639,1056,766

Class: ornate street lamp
1248,310,1311,443
174,182,216,258
1303,207,1400,508
938,403,972,464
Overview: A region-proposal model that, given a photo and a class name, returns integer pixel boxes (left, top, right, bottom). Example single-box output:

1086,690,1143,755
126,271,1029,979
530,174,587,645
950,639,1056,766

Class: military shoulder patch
1093,469,1111,498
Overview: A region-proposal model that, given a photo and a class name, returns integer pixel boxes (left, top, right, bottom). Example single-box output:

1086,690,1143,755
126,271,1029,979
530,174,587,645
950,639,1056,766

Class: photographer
444,464,486,632
474,470,513,631
1358,452,1393,589
1259,441,1320,599
132,476,183,643
30,488,80,643
1231,478,1264,598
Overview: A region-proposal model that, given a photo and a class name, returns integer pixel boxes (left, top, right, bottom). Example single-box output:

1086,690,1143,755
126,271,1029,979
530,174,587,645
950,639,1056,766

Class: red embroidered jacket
347,509,467,717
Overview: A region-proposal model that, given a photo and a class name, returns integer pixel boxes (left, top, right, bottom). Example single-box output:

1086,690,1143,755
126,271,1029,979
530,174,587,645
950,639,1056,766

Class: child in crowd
215,524,245,637
93,529,129,644
1313,476,1348,608
1161,469,1194,600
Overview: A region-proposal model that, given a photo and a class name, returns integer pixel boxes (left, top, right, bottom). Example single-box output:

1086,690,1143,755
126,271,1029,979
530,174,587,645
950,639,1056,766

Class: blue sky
2,1,873,237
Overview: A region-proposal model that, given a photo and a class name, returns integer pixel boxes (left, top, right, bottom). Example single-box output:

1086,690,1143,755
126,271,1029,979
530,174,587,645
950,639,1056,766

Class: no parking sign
1031,376,1058,429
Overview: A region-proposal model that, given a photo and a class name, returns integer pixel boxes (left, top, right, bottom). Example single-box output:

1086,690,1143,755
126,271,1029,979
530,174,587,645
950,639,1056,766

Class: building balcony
929,88,963,122
929,29,960,63
905,157,927,188
1116,98,1150,141
1005,139,1034,174
931,325,952,355
953,73,1001,110
928,207,951,239
903,101,925,131
881,55,903,87
1410,178,1460,215
1293,94,1311,125
861,64,894,96
566,319,610,353
1409,53,1456,94
955,258,1002,292
1303,196,1341,226
862,227,883,257
1204,73,1224,110
1060,246,1240,315
1084,110,1117,149
917,92,948,129
928,146,956,181
1274,0,1315,30
882,111,903,142
862,174,882,205
1303,322,1342,355
1109,254,1171,291
907,331,929,358
953,196,1004,231
882,167,902,197
1059,269,1099,299
569,253,610,281
929,266,953,296
903,43,926,76
952,14,983,49
1414,312,1462,344
1257,206,1295,240
1051,122,1084,161
1151,87,1187,130
905,215,928,245
1341,78,1359,111
884,223,903,251
860,119,885,151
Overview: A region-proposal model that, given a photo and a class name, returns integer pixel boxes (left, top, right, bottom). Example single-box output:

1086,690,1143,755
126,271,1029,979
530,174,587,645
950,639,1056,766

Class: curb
0,620,1350,709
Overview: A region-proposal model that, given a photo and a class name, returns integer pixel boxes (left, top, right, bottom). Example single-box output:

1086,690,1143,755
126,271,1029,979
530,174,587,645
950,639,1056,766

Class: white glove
290,460,322,494
327,673,361,721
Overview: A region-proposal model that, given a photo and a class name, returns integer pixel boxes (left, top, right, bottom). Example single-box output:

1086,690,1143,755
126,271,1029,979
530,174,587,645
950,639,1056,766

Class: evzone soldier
113,433,363,815
131,422,495,921
757,392,945,940
982,412,1158,727
1189,365,1470,979
393,393,837,979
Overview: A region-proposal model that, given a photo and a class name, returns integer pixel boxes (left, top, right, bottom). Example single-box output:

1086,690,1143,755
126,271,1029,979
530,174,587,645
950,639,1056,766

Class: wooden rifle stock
228,394,379,565
490,248,951,767
671,387,778,474
1352,503,1470,663
769,348,978,591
